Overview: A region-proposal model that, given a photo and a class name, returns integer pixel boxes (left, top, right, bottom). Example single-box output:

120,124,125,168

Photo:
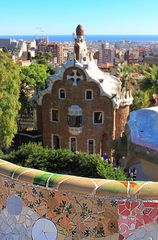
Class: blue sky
1,0,158,35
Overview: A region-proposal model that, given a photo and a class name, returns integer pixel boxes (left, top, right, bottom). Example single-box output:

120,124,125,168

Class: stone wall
0,159,158,239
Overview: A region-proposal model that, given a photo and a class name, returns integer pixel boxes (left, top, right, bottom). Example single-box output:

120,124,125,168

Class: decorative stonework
66,68,84,86
0,160,158,239
36,25,133,112
0,201,40,239
76,24,84,36
119,200,158,239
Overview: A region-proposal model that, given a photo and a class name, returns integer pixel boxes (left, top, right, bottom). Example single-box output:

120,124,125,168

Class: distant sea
1,35,158,42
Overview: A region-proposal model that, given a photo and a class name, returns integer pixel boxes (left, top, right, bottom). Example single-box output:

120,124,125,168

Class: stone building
36,25,133,155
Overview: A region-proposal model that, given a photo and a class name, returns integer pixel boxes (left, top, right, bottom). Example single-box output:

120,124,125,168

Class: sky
1,0,158,35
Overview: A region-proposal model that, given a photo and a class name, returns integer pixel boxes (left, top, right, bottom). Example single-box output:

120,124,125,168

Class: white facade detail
36,25,133,109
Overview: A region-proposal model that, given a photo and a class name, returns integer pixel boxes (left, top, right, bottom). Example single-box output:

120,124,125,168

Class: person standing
103,152,107,161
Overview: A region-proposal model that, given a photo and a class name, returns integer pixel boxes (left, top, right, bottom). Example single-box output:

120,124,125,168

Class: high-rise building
38,41,63,64
94,43,115,64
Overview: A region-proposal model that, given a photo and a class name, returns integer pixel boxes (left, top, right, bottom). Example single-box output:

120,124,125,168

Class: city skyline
1,0,158,35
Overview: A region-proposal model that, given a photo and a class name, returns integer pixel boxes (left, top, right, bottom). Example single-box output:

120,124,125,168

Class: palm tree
116,64,136,92
141,65,158,93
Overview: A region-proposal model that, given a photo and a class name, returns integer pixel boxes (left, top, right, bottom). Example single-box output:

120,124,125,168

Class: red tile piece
131,202,139,211
125,201,131,210
143,215,152,224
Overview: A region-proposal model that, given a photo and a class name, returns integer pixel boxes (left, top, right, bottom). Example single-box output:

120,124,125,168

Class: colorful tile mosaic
118,200,158,239
0,176,121,239
0,159,158,239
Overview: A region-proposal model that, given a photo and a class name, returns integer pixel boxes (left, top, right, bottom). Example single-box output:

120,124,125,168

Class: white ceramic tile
32,218,57,240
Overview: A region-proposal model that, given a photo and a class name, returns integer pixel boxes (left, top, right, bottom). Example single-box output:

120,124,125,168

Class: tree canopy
34,51,53,64
116,63,138,92
20,63,49,90
0,52,21,148
132,64,158,110
116,63,158,110
141,65,158,93
19,62,55,114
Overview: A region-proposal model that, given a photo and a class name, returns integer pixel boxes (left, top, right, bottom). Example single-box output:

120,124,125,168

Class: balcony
68,105,82,135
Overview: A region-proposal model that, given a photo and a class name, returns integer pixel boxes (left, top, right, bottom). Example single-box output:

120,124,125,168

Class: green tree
116,64,137,92
131,65,158,110
131,89,154,111
19,62,55,116
20,63,52,110
137,63,150,75
45,51,53,62
46,63,55,75
34,51,46,64
20,63,49,90
116,64,131,84
0,52,21,148
116,63,157,110
141,65,158,93
34,51,53,64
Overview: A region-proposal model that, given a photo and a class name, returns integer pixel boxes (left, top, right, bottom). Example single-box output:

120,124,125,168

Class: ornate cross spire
67,69,83,86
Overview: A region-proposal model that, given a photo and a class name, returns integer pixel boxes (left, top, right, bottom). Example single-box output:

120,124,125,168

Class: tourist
103,152,107,161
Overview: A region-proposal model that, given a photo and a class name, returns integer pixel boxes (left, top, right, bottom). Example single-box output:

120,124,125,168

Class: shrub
0,150,4,159
3,143,127,180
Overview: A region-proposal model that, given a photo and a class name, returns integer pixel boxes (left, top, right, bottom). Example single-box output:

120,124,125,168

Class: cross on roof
67,69,83,86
